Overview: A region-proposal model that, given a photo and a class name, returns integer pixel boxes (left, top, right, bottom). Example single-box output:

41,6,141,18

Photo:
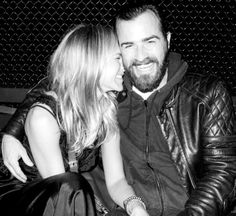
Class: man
1,2,236,216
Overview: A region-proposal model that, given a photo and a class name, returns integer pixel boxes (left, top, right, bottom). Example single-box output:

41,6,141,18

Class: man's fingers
21,152,34,167
1,134,30,182
6,162,27,183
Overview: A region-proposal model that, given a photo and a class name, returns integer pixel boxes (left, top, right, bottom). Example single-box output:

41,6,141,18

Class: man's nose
135,45,147,61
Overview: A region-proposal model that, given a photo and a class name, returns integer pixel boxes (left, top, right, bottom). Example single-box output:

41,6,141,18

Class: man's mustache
131,57,158,66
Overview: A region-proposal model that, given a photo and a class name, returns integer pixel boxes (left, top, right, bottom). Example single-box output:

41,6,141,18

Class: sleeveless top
18,94,100,182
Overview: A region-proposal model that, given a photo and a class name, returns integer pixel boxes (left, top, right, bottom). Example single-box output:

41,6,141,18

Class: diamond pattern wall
1,0,235,95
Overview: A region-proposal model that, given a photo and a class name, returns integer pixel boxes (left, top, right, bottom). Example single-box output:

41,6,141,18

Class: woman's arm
101,134,149,216
25,104,65,178
1,77,49,181
2,77,49,141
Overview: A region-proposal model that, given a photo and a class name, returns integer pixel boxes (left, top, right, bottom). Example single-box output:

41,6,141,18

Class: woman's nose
120,58,124,72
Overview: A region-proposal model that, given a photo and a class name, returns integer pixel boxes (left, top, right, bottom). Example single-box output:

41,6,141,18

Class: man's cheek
123,60,131,70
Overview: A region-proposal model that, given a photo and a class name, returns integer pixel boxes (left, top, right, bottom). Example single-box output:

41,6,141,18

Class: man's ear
166,32,171,49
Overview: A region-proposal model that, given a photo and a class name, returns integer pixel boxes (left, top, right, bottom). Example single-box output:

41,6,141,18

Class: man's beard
126,53,168,93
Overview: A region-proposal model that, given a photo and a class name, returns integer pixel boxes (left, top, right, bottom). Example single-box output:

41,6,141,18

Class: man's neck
132,70,168,100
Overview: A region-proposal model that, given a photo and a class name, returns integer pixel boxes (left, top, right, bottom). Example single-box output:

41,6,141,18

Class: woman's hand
1,134,33,182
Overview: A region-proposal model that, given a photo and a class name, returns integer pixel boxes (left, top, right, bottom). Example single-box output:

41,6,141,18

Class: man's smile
134,62,156,74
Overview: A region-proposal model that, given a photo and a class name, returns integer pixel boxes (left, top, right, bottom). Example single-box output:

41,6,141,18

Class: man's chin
132,79,157,93
132,72,165,93
134,84,156,93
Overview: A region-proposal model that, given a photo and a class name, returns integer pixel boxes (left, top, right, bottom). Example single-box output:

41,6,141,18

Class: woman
0,24,149,216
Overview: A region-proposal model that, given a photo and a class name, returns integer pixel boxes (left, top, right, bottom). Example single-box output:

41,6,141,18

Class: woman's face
100,43,124,92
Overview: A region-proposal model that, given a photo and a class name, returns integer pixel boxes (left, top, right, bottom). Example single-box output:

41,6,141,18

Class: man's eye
148,40,155,44
124,44,132,49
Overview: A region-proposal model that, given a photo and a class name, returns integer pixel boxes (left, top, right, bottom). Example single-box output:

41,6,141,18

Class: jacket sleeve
184,79,236,215
1,77,49,141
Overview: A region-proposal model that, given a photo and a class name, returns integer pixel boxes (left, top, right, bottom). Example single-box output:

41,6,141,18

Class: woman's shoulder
26,103,58,133
34,91,57,115
25,92,59,135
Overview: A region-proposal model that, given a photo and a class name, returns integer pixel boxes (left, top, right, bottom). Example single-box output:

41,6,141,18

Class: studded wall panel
1,0,235,95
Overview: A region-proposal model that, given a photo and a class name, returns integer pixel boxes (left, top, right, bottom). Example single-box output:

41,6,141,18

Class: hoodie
118,52,189,216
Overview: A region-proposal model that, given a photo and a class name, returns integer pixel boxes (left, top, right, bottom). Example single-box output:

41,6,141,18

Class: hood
118,52,188,129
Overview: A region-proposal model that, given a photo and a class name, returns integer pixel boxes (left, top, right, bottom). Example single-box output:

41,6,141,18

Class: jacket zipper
144,100,165,216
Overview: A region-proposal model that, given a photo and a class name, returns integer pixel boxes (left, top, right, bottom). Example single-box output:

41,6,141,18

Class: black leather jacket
116,72,236,216
2,73,236,216
159,73,236,215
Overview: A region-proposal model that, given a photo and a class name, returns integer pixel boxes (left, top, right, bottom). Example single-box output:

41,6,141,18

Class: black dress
0,95,99,216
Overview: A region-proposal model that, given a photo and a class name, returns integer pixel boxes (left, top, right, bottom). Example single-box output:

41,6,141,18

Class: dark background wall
1,0,235,95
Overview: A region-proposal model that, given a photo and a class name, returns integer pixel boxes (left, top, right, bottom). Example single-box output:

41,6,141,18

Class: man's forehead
116,11,162,43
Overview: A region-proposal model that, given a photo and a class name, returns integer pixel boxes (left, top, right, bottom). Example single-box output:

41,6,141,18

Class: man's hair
115,1,167,35
49,24,119,154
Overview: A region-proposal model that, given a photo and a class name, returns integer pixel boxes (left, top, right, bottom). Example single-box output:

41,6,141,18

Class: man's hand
1,134,33,182
130,206,150,216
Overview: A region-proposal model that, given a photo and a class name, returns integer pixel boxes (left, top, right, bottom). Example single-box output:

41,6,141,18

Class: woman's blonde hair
48,24,119,154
